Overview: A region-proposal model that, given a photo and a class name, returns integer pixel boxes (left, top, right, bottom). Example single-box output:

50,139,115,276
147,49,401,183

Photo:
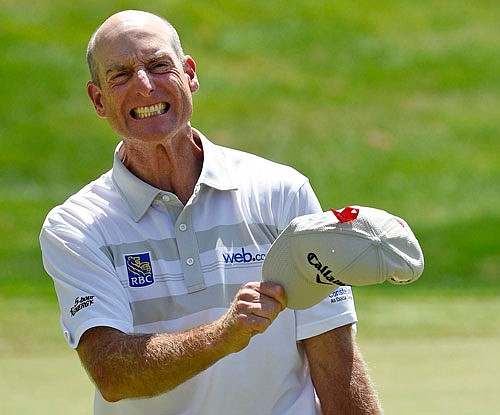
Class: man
40,10,382,414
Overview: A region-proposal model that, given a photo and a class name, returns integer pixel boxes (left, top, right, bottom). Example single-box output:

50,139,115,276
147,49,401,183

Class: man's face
88,15,198,143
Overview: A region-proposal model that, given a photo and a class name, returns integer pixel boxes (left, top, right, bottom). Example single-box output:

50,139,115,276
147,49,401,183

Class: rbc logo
125,253,155,287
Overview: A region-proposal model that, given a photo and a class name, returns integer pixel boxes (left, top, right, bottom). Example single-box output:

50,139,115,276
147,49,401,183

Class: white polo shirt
40,129,357,415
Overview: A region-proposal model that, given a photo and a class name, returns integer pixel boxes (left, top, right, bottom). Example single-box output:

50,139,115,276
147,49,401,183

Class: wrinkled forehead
94,12,176,61
99,10,170,36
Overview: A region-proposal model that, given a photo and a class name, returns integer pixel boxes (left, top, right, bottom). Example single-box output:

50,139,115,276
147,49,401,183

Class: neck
120,129,204,204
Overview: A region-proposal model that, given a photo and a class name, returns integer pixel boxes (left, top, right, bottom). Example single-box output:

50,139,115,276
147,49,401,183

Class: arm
76,282,287,402
302,324,383,415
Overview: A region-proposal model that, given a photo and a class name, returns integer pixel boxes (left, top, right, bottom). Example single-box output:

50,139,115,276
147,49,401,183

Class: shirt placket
160,188,206,294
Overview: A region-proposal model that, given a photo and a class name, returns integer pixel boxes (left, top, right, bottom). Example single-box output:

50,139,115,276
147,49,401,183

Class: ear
183,55,199,93
87,81,107,118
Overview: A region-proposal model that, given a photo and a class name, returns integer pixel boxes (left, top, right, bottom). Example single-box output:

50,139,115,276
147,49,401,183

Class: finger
235,309,272,335
236,284,274,308
255,281,288,311
234,291,283,323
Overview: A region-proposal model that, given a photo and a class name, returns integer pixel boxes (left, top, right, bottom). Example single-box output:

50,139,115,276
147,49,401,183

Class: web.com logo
222,248,266,264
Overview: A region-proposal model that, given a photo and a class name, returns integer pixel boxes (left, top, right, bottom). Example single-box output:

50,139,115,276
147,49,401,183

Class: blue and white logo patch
329,286,353,304
125,252,155,287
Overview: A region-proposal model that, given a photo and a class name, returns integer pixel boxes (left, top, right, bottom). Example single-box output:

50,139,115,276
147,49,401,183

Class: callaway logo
307,252,347,286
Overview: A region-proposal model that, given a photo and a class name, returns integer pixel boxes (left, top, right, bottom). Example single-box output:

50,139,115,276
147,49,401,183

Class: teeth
133,103,167,119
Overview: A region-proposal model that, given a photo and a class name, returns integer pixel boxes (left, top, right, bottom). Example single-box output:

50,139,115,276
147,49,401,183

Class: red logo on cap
330,206,359,223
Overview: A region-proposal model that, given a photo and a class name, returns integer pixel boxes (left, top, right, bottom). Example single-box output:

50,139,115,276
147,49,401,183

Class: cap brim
262,206,424,310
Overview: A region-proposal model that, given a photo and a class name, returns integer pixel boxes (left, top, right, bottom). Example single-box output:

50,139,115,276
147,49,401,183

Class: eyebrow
106,63,128,76
149,50,173,61
105,51,174,76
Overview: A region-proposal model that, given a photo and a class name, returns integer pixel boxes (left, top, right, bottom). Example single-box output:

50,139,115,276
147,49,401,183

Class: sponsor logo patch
222,247,266,264
70,295,95,316
329,286,353,304
125,252,155,287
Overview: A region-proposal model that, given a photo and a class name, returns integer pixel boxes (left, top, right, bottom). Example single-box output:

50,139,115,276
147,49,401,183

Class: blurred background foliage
1,2,499,414
1,0,498,298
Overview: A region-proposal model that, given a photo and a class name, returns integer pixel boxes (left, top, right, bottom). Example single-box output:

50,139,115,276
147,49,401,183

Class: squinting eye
110,72,130,83
150,62,170,73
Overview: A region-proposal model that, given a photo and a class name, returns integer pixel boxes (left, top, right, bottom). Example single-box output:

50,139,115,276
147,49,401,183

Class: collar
112,129,237,222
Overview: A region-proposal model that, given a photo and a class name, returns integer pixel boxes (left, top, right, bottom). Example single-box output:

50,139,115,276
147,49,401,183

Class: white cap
262,206,424,309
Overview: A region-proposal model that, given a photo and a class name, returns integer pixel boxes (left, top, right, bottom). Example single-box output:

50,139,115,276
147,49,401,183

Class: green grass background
1,0,498,414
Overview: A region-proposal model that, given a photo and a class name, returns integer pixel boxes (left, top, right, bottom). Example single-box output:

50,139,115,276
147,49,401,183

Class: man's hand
219,281,288,353
76,281,287,402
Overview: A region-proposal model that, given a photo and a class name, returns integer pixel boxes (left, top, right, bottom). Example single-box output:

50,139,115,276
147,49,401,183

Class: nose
136,69,155,96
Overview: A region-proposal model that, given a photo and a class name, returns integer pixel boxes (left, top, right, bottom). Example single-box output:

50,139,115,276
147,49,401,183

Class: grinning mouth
131,103,169,119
